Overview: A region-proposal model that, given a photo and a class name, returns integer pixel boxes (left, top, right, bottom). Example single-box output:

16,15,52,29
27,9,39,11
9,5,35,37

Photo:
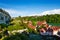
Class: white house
0,9,11,24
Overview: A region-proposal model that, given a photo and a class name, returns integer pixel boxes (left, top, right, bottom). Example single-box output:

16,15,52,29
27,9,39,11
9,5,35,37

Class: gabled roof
37,20,47,26
28,21,36,29
37,21,43,25
28,23,36,29
51,26,60,31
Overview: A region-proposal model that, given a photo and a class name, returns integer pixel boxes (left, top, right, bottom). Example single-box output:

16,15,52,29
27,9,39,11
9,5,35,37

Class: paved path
8,28,28,34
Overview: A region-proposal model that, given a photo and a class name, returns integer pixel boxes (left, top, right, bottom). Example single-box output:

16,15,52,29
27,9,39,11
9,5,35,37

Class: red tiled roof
37,20,47,26
28,23,36,29
37,21,43,26
52,26,60,31
44,24,49,27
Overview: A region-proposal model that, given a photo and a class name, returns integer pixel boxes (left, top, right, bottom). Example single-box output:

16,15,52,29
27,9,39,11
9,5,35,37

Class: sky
0,0,60,17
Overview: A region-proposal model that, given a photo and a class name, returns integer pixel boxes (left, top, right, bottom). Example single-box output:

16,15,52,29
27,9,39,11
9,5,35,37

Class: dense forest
21,14,60,23
15,14,60,24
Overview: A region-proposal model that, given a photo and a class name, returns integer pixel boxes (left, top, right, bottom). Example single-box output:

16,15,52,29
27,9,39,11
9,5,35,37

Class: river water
29,34,60,40
48,23,60,26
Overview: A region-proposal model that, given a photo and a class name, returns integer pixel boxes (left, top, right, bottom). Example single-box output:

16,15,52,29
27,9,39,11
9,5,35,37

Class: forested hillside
20,14,60,23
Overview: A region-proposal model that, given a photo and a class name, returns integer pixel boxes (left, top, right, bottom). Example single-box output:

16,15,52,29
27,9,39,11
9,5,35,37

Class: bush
0,24,8,29
0,34,2,39
7,24,26,31
3,33,29,40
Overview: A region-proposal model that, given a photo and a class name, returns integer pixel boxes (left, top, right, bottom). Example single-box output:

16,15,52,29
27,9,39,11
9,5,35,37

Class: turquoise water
48,23,60,26
29,34,59,40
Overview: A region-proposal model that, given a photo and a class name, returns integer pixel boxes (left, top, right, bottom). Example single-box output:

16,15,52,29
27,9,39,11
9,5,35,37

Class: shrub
3,33,29,40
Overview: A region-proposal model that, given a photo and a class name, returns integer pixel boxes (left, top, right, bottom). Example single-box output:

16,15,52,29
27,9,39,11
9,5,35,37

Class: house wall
53,30,58,35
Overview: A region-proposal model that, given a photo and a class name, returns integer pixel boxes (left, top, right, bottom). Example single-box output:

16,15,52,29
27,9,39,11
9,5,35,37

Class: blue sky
0,0,60,17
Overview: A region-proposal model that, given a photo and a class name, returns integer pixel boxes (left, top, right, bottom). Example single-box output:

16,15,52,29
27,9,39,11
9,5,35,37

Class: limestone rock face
0,9,11,24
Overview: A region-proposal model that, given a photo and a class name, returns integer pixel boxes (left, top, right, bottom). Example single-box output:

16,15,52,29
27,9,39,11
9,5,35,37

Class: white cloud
3,8,20,17
3,8,60,17
3,8,30,17
38,9,60,16
25,9,60,16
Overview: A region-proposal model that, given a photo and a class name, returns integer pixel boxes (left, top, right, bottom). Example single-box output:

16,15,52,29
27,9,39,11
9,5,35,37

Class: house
51,26,60,35
0,9,11,24
39,26,53,35
46,27,53,35
39,28,46,35
28,20,47,31
39,23,60,36
57,29,60,36
37,20,47,27
28,21,36,30
36,20,60,36
28,20,60,36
